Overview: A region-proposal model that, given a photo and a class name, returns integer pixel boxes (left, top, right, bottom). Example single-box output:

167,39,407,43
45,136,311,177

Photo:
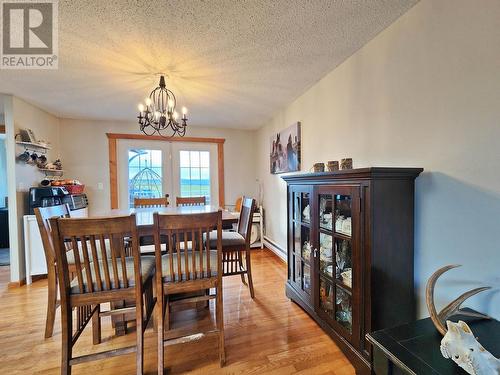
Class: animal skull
426,265,499,374
441,321,500,375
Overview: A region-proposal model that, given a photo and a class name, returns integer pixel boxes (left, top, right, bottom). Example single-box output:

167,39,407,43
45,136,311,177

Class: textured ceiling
0,0,418,129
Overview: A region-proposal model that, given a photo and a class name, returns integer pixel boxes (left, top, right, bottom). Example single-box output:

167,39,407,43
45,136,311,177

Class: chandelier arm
140,123,157,137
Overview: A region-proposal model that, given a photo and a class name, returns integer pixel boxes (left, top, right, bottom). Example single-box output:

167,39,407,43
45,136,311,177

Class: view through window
180,150,210,203
128,149,162,207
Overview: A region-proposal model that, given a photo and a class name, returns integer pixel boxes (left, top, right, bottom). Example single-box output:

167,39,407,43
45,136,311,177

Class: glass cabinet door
289,187,313,300
315,186,359,344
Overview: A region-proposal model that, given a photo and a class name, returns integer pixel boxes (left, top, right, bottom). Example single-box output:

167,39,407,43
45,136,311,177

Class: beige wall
256,0,500,319
59,119,257,214
10,96,61,281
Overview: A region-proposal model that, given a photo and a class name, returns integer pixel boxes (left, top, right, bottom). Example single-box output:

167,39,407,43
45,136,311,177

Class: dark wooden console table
366,311,500,375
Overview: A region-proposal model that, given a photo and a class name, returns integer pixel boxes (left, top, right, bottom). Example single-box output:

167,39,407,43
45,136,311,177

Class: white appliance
24,205,88,284
250,206,264,249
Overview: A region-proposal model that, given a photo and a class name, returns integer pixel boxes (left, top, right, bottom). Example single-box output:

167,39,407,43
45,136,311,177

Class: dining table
88,205,239,335
92,205,239,236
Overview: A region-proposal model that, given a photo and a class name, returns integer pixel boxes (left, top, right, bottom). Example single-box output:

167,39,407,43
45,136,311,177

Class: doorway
117,139,218,209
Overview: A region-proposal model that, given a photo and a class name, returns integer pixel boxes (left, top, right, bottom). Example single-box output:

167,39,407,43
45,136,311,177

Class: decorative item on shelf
327,160,339,172
36,155,47,169
341,268,352,288
336,290,352,327
335,240,351,279
53,159,62,170
18,128,36,143
270,122,301,174
342,217,351,236
321,213,332,228
320,234,332,255
335,215,352,236
44,159,63,171
440,320,500,375
302,241,312,259
426,265,497,375
340,158,353,170
137,75,188,138
16,130,51,151
302,204,310,222
320,283,334,310
313,162,325,172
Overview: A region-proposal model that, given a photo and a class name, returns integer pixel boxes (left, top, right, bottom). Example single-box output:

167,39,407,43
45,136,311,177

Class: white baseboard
263,236,287,263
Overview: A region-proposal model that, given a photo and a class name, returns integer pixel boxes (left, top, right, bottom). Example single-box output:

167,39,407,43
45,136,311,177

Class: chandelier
137,75,188,137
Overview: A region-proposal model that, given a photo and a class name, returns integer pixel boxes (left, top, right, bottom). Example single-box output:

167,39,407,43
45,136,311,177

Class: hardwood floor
0,249,354,374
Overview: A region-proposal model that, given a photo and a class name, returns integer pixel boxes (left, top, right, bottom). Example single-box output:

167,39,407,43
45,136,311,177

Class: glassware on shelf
335,239,352,282
301,192,310,223
302,204,310,223
334,195,352,236
341,268,352,288
303,264,311,294
335,286,352,332
319,233,333,277
319,195,333,230
302,240,312,260
335,216,351,236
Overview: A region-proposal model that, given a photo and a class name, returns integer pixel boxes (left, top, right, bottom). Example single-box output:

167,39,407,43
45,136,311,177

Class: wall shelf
38,169,64,176
16,141,52,150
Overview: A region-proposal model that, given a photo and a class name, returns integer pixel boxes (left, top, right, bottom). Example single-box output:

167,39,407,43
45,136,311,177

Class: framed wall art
270,122,301,174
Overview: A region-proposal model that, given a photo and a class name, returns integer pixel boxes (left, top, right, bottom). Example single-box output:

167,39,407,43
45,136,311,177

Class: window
128,149,162,207
180,150,210,203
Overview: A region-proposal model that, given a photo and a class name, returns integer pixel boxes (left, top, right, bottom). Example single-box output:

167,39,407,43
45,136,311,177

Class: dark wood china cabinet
282,167,423,374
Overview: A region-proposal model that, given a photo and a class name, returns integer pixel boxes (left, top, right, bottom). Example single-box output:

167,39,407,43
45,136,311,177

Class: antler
425,264,491,336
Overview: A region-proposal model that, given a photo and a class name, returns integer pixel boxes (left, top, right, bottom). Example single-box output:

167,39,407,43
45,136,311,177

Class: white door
117,139,172,209
171,142,219,207
117,140,218,209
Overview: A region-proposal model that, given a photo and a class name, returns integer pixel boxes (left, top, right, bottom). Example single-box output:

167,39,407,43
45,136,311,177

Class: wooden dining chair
50,214,155,375
206,197,256,298
153,211,225,373
35,205,116,338
134,194,170,208
35,204,71,338
175,196,206,206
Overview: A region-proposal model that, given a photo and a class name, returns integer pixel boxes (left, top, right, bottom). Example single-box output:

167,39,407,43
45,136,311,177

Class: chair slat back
237,197,256,243
50,215,141,295
34,204,71,266
153,211,222,283
134,194,170,208
176,196,206,207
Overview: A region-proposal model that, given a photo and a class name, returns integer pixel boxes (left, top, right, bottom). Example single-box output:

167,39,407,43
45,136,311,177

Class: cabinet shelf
334,232,351,241
319,271,353,293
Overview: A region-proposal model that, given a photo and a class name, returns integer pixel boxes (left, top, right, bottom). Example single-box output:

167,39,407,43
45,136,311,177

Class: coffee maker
28,187,69,214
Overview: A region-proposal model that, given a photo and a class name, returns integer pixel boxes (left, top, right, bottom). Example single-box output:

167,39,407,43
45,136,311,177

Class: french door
117,139,218,209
